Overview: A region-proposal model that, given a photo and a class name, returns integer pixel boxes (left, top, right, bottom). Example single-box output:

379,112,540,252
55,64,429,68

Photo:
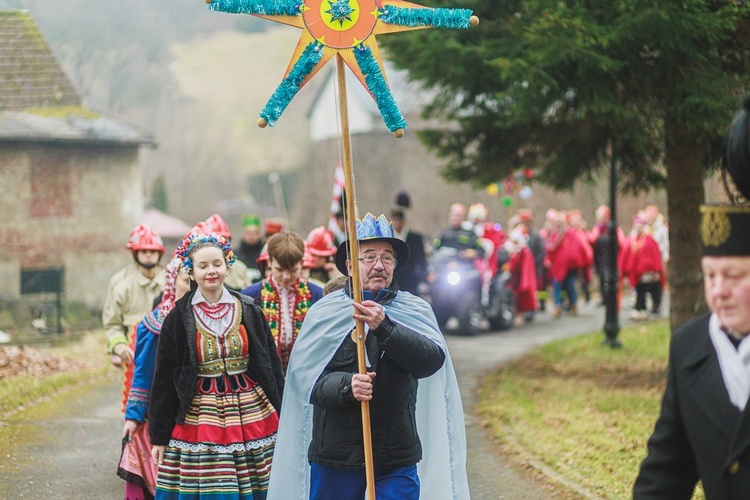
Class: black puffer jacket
148,289,285,446
307,286,445,470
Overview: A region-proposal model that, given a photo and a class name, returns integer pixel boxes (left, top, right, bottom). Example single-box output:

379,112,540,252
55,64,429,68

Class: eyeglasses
358,255,396,267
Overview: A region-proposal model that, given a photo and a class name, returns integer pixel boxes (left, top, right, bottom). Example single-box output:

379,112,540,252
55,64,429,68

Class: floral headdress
177,233,235,274
158,257,183,316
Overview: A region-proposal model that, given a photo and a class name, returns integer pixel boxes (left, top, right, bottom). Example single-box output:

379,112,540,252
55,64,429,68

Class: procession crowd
427,200,670,326
88,95,750,500
100,190,675,499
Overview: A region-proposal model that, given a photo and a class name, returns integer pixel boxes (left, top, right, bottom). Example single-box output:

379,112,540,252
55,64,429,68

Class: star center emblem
326,0,356,26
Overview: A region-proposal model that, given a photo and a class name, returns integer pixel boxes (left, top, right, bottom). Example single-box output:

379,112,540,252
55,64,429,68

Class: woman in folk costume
618,213,665,320
241,232,324,372
148,233,285,500
266,214,468,500
118,255,190,499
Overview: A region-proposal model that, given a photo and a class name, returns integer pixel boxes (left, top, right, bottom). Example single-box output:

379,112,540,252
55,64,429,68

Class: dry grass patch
0,333,110,417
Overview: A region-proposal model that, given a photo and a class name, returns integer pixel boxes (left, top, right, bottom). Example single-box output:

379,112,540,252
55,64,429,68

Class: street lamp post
603,144,622,348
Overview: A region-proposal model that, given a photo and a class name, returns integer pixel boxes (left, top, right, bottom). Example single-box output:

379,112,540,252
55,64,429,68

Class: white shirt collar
191,286,233,305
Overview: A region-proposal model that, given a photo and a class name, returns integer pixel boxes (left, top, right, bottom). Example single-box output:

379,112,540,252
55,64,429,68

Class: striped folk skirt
155,373,279,499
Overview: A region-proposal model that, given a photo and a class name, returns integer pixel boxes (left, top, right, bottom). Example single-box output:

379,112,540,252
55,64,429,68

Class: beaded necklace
260,277,312,356
197,301,233,321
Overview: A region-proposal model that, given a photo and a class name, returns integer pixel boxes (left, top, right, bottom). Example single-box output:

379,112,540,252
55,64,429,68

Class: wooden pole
336,53,376,500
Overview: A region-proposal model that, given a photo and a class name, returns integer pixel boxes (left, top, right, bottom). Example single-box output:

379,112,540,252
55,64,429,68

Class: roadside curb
501,423,605,500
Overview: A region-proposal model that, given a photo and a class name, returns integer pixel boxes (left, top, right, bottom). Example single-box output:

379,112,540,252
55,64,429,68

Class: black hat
723,95,750,200
335,213,410,274
395,190,411,209
701,205,750,256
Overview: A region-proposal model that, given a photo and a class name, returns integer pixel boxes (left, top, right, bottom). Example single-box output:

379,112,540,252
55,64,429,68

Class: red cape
508,247,538,313
618,234,665,286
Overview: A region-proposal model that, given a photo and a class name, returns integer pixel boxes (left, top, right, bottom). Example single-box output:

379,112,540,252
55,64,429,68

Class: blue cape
267,289,469,499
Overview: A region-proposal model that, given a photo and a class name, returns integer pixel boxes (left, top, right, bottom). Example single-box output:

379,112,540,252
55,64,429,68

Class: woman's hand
122,419,139,440
151,445,166,465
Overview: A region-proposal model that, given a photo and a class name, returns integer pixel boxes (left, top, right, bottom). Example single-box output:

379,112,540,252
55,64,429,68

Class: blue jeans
552,271,577,307
310,463,419,500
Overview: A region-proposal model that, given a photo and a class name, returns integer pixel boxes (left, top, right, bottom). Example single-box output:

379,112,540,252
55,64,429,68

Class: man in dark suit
634,97,750,499
390,207,427,296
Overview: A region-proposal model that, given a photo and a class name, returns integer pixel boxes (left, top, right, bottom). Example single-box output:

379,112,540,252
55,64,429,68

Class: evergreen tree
381,0,750,330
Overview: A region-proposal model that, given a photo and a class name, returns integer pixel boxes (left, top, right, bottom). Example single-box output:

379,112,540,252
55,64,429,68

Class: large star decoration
206,0,478,136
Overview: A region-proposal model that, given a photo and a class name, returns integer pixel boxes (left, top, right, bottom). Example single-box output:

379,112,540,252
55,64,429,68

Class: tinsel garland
208,0,302,17
378,6,473,29
354,44,407,133
261,42,325,127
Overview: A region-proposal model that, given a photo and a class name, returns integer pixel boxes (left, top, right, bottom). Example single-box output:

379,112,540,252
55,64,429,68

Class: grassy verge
0,333,110,418
477,320,704,499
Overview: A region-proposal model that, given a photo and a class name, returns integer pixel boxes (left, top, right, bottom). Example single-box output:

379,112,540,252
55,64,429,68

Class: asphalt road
0,299,637,499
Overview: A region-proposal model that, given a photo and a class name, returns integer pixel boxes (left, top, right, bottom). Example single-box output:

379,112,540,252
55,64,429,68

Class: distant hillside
147,27,325,223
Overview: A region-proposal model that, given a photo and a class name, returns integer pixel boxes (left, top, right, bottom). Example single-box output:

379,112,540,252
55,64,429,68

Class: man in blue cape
268,213,469,499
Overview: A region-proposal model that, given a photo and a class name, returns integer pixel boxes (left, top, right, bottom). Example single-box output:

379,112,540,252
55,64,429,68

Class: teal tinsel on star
378,6,473,29
353,45,407,133
209,0,302,17
260,42,325,127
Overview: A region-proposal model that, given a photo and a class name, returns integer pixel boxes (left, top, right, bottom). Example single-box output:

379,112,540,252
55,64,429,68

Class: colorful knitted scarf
259,277,312,369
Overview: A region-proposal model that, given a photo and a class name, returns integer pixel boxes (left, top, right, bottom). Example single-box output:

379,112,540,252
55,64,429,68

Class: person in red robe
618,213,665,320
543,210,581,318
567,210,595,303
503,229,538,324
468,203,506,283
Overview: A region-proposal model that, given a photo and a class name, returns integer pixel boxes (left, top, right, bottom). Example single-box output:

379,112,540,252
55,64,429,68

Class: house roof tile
0,10,80,110
0,10,153,145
